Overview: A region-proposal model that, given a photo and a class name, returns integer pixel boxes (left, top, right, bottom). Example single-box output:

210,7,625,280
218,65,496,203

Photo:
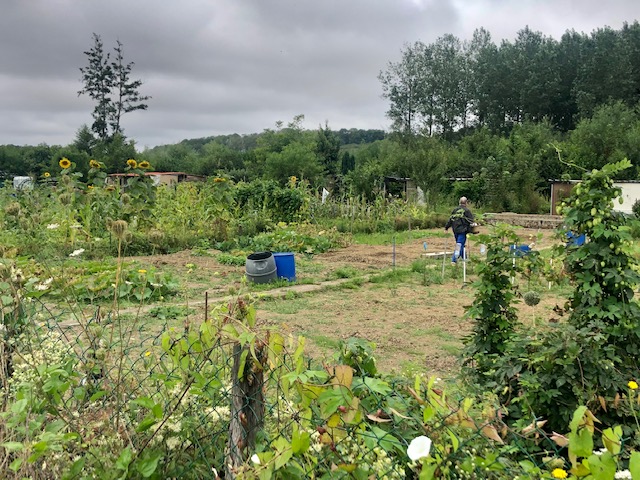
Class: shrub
482,159,640,438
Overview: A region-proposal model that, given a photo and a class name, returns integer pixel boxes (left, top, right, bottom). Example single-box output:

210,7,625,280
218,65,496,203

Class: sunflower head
138,161,151,169
43,172,51,178
89,159,101,169
59,158,72,169
127,159,137,169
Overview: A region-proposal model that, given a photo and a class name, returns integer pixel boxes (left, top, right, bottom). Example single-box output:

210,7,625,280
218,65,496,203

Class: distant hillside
146,128,386,154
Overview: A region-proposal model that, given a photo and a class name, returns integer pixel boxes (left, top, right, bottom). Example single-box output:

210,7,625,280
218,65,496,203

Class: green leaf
423,404,435,422
45,419,66,433
291,427,310,455
1,441,24,452
131,396,156,410
318,387,351,417
629,451,640,479
9,458,23,472
90,390,108,402
367,426,403,453
359,377,391,395
569,406,588,434
11,399,28,414
135,450,162,478
274,445,293,471
419,463,437,480
136,416,158,433
238,348,249,379
568,428,593,458
115,447,133,471
602,427,621,455
62,457,85,480
587,452,616,478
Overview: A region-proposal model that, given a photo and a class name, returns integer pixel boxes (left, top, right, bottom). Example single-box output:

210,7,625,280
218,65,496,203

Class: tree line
2,23,640,215
379,22,640,137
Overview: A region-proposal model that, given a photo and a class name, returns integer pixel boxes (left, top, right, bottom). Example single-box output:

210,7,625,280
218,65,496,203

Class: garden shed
106,172,205,188
383,176,418,201
550,179,640,215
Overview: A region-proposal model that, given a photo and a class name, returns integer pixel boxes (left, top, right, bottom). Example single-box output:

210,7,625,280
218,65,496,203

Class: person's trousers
452,233,467,263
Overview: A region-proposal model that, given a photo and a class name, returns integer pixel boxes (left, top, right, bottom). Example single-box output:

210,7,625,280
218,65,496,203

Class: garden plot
116,227,564,377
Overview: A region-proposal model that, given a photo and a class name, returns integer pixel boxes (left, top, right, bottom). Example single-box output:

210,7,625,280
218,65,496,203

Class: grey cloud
0,0,638,147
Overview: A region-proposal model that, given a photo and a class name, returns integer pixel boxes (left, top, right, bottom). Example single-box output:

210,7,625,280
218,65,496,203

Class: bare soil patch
124,227,564,378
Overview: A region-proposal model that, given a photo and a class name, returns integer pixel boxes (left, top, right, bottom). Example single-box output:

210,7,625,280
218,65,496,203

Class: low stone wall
483,213,564,229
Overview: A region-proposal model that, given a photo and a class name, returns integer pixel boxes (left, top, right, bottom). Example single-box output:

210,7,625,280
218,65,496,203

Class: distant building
106,172,205,188
383,176,418,201
13,176,33,190
550,180,640,215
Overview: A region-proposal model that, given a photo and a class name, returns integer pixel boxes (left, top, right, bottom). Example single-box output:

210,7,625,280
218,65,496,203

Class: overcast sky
1,1,638,149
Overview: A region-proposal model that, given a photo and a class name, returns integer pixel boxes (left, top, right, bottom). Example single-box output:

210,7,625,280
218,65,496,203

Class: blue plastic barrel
273,252,296,281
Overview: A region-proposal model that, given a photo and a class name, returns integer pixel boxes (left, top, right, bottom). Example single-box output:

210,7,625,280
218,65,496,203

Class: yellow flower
43,172,51,178
59,158,71,169
138,269,147,274
89,159,101,169
138,161,151,169
629,380,638,390
87,185,94,190
213,177,226,183
127,159,137,168
551,468,568,479
144,351,151,357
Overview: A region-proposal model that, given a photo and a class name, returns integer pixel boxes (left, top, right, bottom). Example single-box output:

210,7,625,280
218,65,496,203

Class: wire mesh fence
0,295,567,479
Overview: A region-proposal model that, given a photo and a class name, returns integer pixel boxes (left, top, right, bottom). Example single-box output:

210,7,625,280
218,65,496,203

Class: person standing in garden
445,196,474,265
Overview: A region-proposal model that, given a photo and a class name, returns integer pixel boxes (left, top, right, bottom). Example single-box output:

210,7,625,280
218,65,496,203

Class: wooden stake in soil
204,291,208,322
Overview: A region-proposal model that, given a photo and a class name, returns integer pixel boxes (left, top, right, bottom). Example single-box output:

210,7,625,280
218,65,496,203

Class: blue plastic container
510,244,532,257
273,252,296,281
566,232,586,246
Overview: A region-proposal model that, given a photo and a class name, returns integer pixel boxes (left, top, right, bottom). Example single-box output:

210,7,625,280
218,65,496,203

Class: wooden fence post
225,341,266,478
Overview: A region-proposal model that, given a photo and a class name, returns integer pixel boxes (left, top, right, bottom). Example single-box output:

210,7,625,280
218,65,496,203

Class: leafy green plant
463,223,538,378
337,338,378,377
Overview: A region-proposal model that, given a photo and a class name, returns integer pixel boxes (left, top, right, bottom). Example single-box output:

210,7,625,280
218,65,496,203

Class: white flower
47,223,59,229
407,435,432,461
251,454,260,465
166,437,180,450
34,277,53,291
69,248,85,257
166,421,182,433
615,471,632,479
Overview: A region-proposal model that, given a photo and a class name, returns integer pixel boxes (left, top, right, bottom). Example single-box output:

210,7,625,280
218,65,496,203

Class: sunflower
43,172,51,178
127,159,137,168
59,158,71,169
89,159,101,169
138,161,151,169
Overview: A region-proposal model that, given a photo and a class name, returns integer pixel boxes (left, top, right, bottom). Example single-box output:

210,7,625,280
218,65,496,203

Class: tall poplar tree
78,33,150,143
